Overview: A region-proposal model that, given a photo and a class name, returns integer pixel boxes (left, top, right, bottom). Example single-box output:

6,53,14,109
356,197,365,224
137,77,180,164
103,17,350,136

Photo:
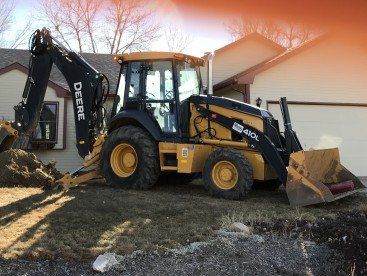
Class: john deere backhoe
0,28,364,206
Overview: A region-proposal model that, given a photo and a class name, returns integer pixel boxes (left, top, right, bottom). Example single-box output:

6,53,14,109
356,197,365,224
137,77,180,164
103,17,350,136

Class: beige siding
0,69,117,173
0,69,65,150
34,97,116,173
250,37,367,105
202,37,282,87
33,98,83,173
250,37,367,175
0,69,79,173
215,84,245,102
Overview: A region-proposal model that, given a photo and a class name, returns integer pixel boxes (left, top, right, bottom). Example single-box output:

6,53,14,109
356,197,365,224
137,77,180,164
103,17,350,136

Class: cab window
177,61,201,102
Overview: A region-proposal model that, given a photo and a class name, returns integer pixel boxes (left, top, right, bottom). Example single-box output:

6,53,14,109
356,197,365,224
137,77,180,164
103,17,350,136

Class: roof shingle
0,48,120,93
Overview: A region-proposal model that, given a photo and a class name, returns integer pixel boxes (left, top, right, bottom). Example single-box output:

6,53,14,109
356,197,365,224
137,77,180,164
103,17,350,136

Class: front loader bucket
0,121,18,152
286,148,365,207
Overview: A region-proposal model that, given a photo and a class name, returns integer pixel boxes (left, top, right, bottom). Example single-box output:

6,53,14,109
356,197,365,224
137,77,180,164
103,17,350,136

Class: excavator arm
1,28,108,158
0,28,110,188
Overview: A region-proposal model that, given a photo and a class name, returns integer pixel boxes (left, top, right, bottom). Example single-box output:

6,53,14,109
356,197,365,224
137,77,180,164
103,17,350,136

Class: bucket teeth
286,148,365,207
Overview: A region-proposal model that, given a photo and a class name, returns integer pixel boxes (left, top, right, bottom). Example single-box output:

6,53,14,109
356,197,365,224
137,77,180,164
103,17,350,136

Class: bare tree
39,0,94,52
81,0,103,53
38,0,160,54
103,0,160,54
164,26,193,52
226,15,314,48
0,1,14,34
0,1,15,45
0,1,34,49
7,16,35,49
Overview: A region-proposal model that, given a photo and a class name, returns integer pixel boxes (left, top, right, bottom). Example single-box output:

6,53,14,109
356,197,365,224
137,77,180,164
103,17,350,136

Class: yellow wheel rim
110,143,137,177
211,161,238,190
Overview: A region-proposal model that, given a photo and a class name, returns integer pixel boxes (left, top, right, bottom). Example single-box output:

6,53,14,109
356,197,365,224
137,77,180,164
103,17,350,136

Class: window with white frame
30,102,58,148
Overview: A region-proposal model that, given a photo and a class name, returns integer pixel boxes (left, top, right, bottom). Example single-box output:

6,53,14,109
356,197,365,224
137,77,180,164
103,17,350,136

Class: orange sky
169,0,367,32
15,0,367,55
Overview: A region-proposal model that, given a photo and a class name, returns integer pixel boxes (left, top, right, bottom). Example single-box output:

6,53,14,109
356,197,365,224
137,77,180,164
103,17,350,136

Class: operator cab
113,52,204,139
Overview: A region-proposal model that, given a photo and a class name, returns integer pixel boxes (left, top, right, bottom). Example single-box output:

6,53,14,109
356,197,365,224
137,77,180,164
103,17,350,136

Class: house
213,33,367,176
0,48,119,172
201,32,285,101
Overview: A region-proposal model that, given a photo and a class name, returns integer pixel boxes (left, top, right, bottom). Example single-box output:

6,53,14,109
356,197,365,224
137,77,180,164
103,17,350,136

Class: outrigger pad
286,148,366,207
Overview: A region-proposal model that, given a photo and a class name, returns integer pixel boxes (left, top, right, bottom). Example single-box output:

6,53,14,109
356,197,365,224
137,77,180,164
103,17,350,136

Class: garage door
268,103,367,176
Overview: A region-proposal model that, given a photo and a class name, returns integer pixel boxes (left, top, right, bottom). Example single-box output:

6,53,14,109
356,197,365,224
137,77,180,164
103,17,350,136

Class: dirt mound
0,149,63,188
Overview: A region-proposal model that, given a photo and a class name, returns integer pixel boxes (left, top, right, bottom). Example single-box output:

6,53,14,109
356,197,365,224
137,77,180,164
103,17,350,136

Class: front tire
203,148,253,200
100,126,160,189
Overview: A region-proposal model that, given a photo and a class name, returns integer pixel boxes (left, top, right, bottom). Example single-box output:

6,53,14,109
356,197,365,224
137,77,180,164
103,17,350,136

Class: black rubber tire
100,126,160,189
203,148,253,200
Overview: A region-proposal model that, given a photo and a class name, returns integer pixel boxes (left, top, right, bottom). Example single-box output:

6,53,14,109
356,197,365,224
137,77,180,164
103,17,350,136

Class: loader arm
192,98,289,184
3,28,108,158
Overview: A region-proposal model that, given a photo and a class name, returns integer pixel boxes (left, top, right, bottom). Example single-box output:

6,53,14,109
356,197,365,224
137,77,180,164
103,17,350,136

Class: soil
0,179,366,274
311,211,367,275
252,210,367,275
0,149,62,188
0,234,344,276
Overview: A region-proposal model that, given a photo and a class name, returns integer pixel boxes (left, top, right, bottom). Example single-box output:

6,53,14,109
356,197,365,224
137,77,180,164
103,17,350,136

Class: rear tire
203,148,253,200
100,126,160,189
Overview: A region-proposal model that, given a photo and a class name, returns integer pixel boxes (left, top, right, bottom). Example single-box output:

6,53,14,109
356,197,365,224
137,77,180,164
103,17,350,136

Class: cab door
143,60,178,135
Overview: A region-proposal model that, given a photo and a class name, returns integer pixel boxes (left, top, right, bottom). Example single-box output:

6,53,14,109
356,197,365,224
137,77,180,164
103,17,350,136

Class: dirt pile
0,149,63,188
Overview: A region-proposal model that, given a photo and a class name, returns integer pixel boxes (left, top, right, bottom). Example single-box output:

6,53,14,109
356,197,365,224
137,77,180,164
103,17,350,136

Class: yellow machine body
159,142,277,181
159,102,278,182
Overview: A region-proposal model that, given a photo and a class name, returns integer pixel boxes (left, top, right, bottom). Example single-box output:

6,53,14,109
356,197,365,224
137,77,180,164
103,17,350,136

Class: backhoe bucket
286,148,365,207
0,121,18,152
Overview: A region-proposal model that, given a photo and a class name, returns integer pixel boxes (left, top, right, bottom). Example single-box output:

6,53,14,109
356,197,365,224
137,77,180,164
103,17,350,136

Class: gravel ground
0,234,345,276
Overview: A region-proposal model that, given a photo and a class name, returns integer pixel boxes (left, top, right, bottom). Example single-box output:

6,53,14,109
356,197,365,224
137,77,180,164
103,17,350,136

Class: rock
217,229,248,239
229,222,251,234
303,240,316,247
93,253,119,273
171,242,209,255
251,234,265,243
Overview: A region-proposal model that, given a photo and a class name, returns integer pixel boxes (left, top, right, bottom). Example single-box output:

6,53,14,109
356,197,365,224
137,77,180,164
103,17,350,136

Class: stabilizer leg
53,134,105,189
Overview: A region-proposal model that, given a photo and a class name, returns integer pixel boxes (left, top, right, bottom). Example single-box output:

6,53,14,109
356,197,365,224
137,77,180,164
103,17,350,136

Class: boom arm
13,28,108,158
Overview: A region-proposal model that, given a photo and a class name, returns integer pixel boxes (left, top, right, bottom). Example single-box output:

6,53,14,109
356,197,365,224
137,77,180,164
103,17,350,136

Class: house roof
0,48,120,94
214,35,325,90
214,32,285,55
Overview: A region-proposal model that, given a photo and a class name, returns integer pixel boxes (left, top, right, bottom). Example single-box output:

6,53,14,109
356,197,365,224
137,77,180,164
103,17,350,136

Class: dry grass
0,180,366,262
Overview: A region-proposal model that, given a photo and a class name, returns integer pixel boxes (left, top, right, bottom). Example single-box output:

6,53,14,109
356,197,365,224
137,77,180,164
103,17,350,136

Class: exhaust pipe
204,52,214,95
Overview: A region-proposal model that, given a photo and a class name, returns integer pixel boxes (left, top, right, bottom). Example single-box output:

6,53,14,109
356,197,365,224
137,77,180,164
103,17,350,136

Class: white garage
267,102,367,176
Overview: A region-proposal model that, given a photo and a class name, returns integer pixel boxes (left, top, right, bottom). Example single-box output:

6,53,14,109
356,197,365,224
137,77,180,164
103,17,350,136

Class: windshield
177,61,201,102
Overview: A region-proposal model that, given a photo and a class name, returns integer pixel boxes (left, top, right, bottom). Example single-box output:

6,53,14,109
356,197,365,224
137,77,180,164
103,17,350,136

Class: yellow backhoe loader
0,28,364,206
